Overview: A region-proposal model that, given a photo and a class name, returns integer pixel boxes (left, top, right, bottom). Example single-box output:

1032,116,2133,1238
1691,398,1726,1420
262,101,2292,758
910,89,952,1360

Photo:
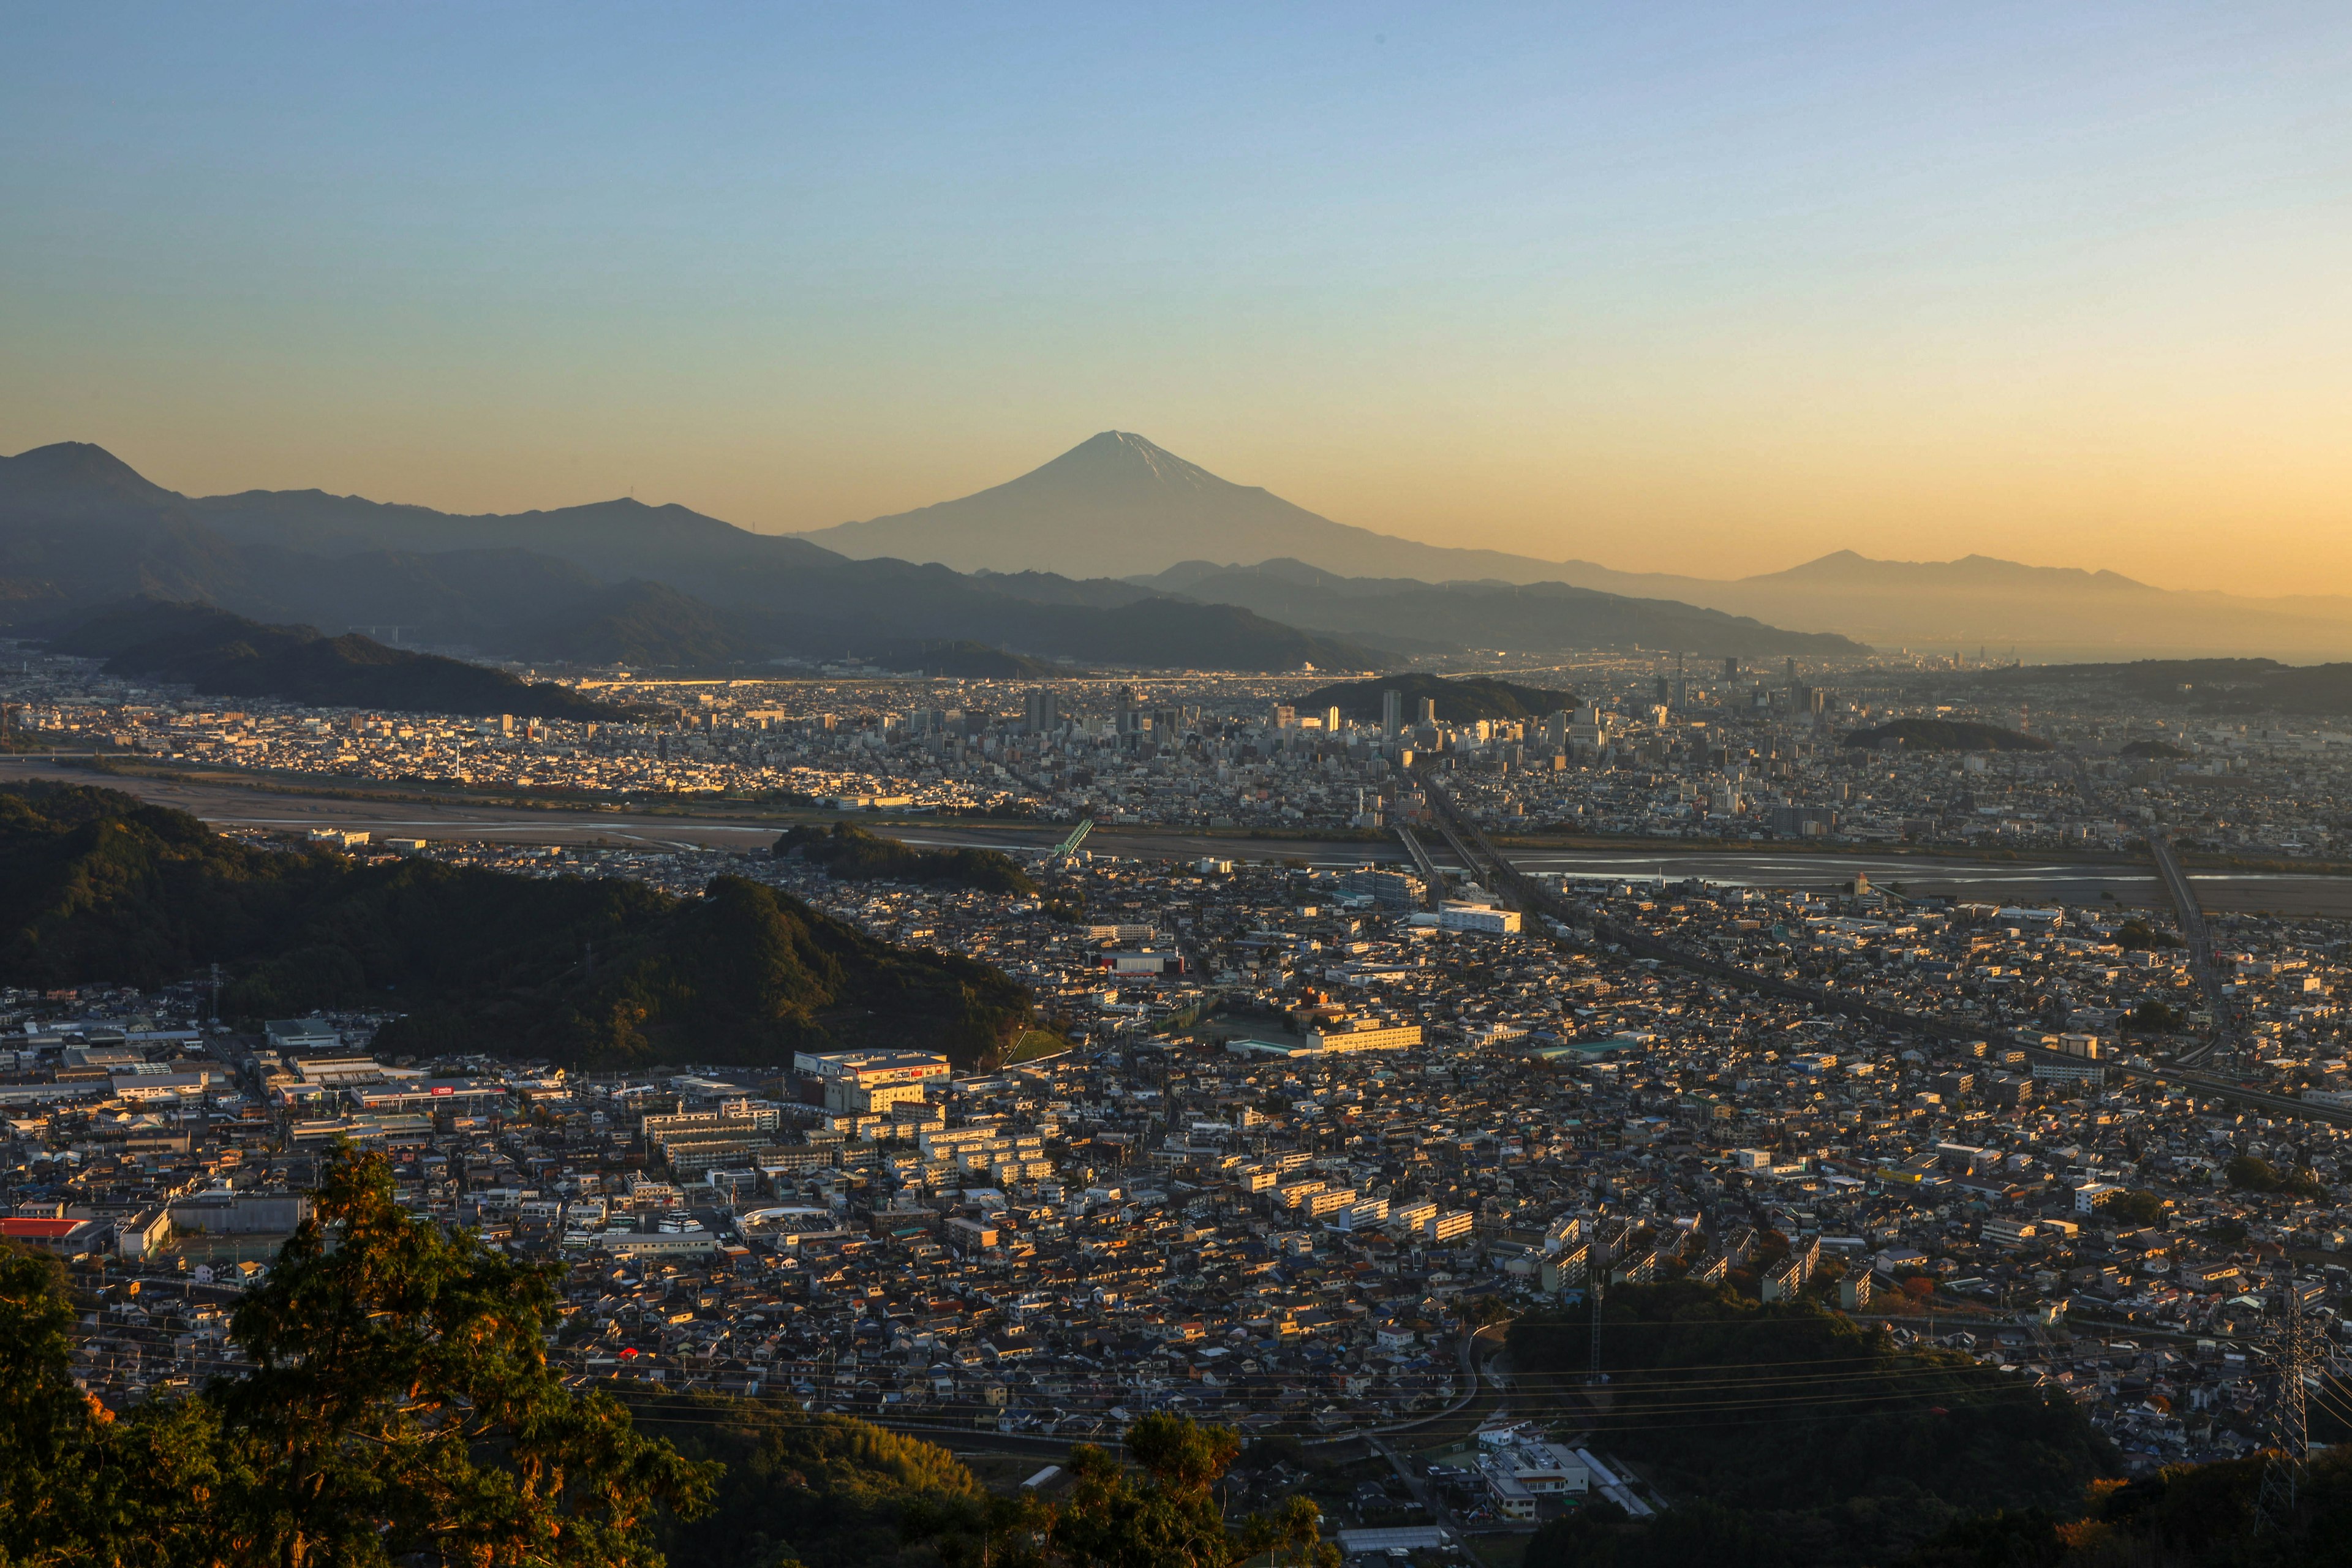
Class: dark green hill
518,579,775,669
1514,1281,2117,1568
629,1393,984,1568
49,599,628,720
1842,718,2050,753
778,821,1036,896
0,784,1030,1069
1293,671,1573,723
875,639,1067,678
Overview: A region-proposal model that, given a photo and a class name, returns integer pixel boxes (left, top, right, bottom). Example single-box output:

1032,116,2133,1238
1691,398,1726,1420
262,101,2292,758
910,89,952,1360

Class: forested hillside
0,783,1030,1068
776,821,1036,897
1513,1281,2119,1568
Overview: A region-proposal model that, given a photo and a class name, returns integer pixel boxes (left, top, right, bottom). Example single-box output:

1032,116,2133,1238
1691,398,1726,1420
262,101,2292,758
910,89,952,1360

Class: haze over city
5,4,2350,595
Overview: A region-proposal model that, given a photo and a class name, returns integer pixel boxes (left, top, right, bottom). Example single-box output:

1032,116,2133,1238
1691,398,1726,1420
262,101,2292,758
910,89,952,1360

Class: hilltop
0,783,1032,1069
49,599,629,720
1294,671,1575,724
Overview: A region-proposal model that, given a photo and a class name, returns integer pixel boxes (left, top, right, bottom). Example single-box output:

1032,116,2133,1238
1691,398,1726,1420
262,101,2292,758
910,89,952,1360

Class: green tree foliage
0,1147,713,1566
776,821,1037,897
2115,919,2185,951
630,1393,984,1568
2225,1155,2329,1202
217,1150,716,1566
2126,998,2188,1033
1899,1450,2352,1568
0,784,1031,1069
1512,1283,2119,1568
646,1407,1340,1568
0,1242,91,1559
2103,1189,2173,1227
1046,1415,1335,1568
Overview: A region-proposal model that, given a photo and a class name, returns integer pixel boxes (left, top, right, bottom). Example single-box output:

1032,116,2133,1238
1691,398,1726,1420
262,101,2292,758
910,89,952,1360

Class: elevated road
1393,825,1449,902
2068,755,2236,1068
2150,830,2238,1066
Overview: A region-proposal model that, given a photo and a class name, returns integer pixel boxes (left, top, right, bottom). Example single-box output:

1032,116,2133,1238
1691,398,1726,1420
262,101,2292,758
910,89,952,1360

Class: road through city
10,758,2351,914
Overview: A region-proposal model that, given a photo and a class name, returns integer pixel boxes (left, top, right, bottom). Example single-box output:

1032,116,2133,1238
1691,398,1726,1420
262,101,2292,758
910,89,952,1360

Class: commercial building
1303,1019,1423,1055
794,1049,950,1114
1439,901,1522,935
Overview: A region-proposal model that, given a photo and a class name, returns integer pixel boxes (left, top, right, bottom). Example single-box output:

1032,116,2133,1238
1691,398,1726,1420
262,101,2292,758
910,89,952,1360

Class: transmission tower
1588,1273,1607,1385
2256,1278,2312,1534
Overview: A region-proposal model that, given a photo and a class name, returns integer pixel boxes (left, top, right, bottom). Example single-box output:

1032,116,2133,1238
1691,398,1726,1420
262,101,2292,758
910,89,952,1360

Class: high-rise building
1115,686,1142,737
1415,696,1439,726
1323,704,1343,733
1722,656,1740,682
1381,688,1403,739
1023,688,1060,736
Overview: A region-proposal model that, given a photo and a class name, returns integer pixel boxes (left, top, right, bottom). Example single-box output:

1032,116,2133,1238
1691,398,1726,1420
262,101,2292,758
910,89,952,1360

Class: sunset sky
3,3,2346,595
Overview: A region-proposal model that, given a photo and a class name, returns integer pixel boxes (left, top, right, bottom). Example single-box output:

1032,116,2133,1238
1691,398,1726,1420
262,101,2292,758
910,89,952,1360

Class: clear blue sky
3,3,2346,591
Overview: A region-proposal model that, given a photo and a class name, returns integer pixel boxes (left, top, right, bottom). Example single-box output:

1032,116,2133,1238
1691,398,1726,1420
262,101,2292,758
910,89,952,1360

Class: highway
2149,830,2239,1066
2068,755,2237,1067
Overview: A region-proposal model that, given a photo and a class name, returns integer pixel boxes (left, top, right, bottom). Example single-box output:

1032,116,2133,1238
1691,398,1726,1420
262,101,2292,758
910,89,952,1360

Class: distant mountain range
50,600,627,720
0,442,1371,673
0,440,1853,673
1547,551,2352,663
1131,558,1858,660
803,432,2352,661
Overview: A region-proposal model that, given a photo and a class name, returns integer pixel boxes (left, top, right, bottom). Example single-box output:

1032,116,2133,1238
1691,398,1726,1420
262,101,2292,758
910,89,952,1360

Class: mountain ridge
0,439,1852,669
796,433,2352,658
48,599,632,720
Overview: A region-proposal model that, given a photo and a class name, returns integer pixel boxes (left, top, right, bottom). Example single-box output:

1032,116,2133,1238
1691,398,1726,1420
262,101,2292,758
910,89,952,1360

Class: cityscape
7,638,2352,1564
7,6,2352,1567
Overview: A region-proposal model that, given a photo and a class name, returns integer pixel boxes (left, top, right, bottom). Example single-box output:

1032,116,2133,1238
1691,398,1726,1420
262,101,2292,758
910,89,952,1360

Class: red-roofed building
0,1215,110,1257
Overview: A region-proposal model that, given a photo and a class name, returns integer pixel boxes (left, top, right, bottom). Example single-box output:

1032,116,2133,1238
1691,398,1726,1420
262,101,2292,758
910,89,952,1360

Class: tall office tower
1382,688,1403,739
1023,688,1060,737
1416,696,1439,726
1653,674,1671,705
1784,657,1799,687
1722,656,1740,682
1324,704,1343,734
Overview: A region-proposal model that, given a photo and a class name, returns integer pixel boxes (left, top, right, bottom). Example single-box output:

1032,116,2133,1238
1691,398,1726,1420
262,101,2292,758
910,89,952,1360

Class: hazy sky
4,4,2347,594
